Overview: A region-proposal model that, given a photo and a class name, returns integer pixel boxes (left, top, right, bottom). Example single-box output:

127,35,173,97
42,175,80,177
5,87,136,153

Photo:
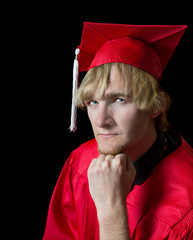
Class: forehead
84,63,131,101
107,65,125,91
99,64,128,99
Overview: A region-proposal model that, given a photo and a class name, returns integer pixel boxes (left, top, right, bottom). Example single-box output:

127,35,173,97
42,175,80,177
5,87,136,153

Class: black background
19,4,193,239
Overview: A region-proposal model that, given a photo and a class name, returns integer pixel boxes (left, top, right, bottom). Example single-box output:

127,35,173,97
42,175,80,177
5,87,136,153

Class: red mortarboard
70,22,187,131
78,22,187,81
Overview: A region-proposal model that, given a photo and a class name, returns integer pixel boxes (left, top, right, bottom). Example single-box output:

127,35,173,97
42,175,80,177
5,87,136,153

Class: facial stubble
98,143,127,156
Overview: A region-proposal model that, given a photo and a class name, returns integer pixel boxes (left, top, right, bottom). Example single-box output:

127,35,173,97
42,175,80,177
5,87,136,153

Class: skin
88,154,135,239
85,65,158,161
86,65,163,240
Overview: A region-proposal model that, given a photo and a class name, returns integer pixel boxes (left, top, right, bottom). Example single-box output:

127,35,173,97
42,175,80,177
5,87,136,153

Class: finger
97,154,106,165
114,153,127,168
89,158,98,168
116,154,133,171
101,155,114,170
104,154,115,162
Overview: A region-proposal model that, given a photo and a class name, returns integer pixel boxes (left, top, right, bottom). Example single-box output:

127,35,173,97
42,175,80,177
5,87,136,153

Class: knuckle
88,158,97,173
114,155,123,166
99,154,105,161
101,160,110,170
105,154,114,161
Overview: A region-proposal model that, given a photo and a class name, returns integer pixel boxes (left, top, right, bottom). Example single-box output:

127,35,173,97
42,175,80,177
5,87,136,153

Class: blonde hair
75,63,171,132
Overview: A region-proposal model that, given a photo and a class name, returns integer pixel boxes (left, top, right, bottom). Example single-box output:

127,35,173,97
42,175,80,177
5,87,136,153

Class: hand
87,154,136,215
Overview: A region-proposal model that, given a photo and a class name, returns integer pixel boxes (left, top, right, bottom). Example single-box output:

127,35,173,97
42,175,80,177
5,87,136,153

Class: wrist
97,200,130,239
97,198,127,222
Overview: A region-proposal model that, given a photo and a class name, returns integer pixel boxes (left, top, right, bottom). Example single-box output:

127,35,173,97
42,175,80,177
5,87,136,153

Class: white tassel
69,48,80,132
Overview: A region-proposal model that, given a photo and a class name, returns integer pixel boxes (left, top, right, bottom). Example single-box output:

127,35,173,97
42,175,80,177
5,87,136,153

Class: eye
115,98,126,103
85,100,98,106
90,100,98,105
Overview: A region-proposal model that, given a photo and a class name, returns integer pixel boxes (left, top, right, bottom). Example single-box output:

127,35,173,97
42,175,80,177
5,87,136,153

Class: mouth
97,133,118,139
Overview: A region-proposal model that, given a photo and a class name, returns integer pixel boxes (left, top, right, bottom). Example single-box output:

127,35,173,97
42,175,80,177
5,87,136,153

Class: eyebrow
84,92,130,102
104,92,129,98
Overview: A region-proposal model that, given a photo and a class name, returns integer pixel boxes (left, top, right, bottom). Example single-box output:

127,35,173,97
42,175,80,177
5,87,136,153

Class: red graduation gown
43,136,193,240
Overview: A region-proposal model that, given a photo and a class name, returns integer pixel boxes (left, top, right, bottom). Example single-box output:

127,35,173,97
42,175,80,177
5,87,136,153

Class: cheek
117,107,137,124
87,111,93,124
118,107,150,132
87,109,96,129
87,110,91,122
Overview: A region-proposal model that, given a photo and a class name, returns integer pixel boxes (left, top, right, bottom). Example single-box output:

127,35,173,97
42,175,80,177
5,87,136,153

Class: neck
125,125,157,162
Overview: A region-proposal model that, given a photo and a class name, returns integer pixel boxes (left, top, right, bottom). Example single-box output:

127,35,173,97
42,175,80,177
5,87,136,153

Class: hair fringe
75,63,171,132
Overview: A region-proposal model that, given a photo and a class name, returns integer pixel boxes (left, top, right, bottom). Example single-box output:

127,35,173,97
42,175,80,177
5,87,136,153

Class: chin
98,143,127,156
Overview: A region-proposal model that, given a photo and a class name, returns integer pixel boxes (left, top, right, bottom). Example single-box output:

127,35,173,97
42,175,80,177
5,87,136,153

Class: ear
150,93,166,119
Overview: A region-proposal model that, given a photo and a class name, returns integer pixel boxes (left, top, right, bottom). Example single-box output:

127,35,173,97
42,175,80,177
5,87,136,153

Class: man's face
85,65,154,156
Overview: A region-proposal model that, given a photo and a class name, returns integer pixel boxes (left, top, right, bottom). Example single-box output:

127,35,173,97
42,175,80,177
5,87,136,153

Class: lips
97,133,118,138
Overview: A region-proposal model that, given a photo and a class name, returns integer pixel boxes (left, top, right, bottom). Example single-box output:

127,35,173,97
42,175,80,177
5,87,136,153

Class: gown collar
133,130,181,186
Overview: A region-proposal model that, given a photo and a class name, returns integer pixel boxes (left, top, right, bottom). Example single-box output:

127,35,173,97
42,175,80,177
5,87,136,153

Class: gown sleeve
166,208,193,240
43,152,79,240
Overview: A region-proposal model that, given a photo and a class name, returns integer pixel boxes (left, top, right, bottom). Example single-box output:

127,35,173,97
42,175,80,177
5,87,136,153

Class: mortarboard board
70,22,187,131
78,22,187,80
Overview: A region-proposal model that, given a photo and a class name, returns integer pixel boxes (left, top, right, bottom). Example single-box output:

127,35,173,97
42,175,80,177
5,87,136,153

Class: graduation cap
70,22,187,131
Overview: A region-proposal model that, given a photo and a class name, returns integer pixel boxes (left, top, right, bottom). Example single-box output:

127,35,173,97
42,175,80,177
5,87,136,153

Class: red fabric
43,137,193,240
78,22,187,81
89,36,162,81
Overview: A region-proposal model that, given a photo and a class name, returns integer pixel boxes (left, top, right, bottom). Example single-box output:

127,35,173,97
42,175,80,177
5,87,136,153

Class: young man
43,23,193,239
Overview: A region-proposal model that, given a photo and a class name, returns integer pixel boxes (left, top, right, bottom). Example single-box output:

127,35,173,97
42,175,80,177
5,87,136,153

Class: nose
95,103,114,128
